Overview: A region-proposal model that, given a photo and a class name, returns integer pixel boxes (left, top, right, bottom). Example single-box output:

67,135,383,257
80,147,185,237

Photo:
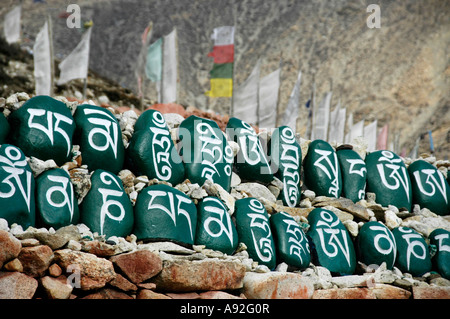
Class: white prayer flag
258,68,280,128
364,120,378,152
328,101,346,144
211,26,235,46
337,107,347,144
33,22,52,96
57,27,92,85
281,70,302,132
311,91,332,141
350,119,364,142
233,59,261,124
4,5,21,44
344,112,353,143
161,28,177,103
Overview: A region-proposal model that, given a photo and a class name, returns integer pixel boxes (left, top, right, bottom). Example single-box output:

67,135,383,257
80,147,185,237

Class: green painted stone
73,104,124,174
268,126,302,207
179,115,233,191
429,228,450,280
365,150,412,211
307,208,356,275
234,197,276,269
35,168,79,229
356,221,397,269
8,96,75,166
195,196,238,255
126,110,185,185
226,117,273,183
408,160,450,216
80,169,133,238
0,144,35,228
270,211,310,269
336,147,367,203
392,226,431,276
0,113,10,144
303,140,342,198
133,184,197,245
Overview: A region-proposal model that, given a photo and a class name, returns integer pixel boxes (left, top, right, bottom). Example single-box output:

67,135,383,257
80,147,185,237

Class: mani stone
365,150,412,211
35,168,79,229
0,144,36,228
0,113,9,144
234,197,276,269
8,95,75,166
195,196,238,255
268,126,302,207
126,109,185,185
408,160,450,216
73,104,125,174
336,147,367,203
80,169,134,238
307,208,356,275
226,117,273,184
133,183,197,246
356,221,397,270
303,139,342,198
429,228,450,280
392,226,432,277
179,115,233,191
270,211,310,270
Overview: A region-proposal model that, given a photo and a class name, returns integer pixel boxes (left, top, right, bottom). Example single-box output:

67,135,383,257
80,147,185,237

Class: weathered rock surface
151,258,246,292
54,249,116,290
0,230,21,268
0,271,38,299
110,250,162,284
242,272,314,299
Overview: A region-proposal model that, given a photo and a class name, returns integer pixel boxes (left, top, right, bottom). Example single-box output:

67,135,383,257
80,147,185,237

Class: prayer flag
57,27,92,85
33,22,52,96
206,26,234,98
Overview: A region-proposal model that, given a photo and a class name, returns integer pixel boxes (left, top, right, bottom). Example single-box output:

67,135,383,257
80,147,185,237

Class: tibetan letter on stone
270,212,310,269
36,168,79,229
126,109,185,185
336,147,367,203
179,115,233,191
80,169,134,238
429,228,450,280
365,150,412,211
0,144,35,228
73,104,124,174
408,160,450,216
8,96,75,166
234,198,276,269
392,226,431,277
133,184,197,245
226,117,273,183
269,126,302,207
195,196,238,255
356,221,397,269
303,140,342,198
307,208,356,275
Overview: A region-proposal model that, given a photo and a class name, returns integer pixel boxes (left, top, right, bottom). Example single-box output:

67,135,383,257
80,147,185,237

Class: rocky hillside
7,0,448,159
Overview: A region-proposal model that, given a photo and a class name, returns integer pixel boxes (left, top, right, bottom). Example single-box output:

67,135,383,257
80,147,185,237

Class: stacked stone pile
0,93,449,299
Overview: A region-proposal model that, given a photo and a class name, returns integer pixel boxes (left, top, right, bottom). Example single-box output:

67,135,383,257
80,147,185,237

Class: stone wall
0,93,449,299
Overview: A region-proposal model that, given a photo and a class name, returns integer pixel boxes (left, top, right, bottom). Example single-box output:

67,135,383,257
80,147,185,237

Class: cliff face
4,0,450,158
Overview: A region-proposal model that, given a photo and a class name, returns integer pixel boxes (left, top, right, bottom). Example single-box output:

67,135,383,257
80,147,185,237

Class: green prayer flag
209,63,233,79
145,38,162,82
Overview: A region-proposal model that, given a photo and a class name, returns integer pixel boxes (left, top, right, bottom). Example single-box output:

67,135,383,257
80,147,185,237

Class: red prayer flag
376,124,389,150
207,44,234,64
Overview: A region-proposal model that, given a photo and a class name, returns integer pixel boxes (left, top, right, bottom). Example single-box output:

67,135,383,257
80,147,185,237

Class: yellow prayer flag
205,78,233,97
